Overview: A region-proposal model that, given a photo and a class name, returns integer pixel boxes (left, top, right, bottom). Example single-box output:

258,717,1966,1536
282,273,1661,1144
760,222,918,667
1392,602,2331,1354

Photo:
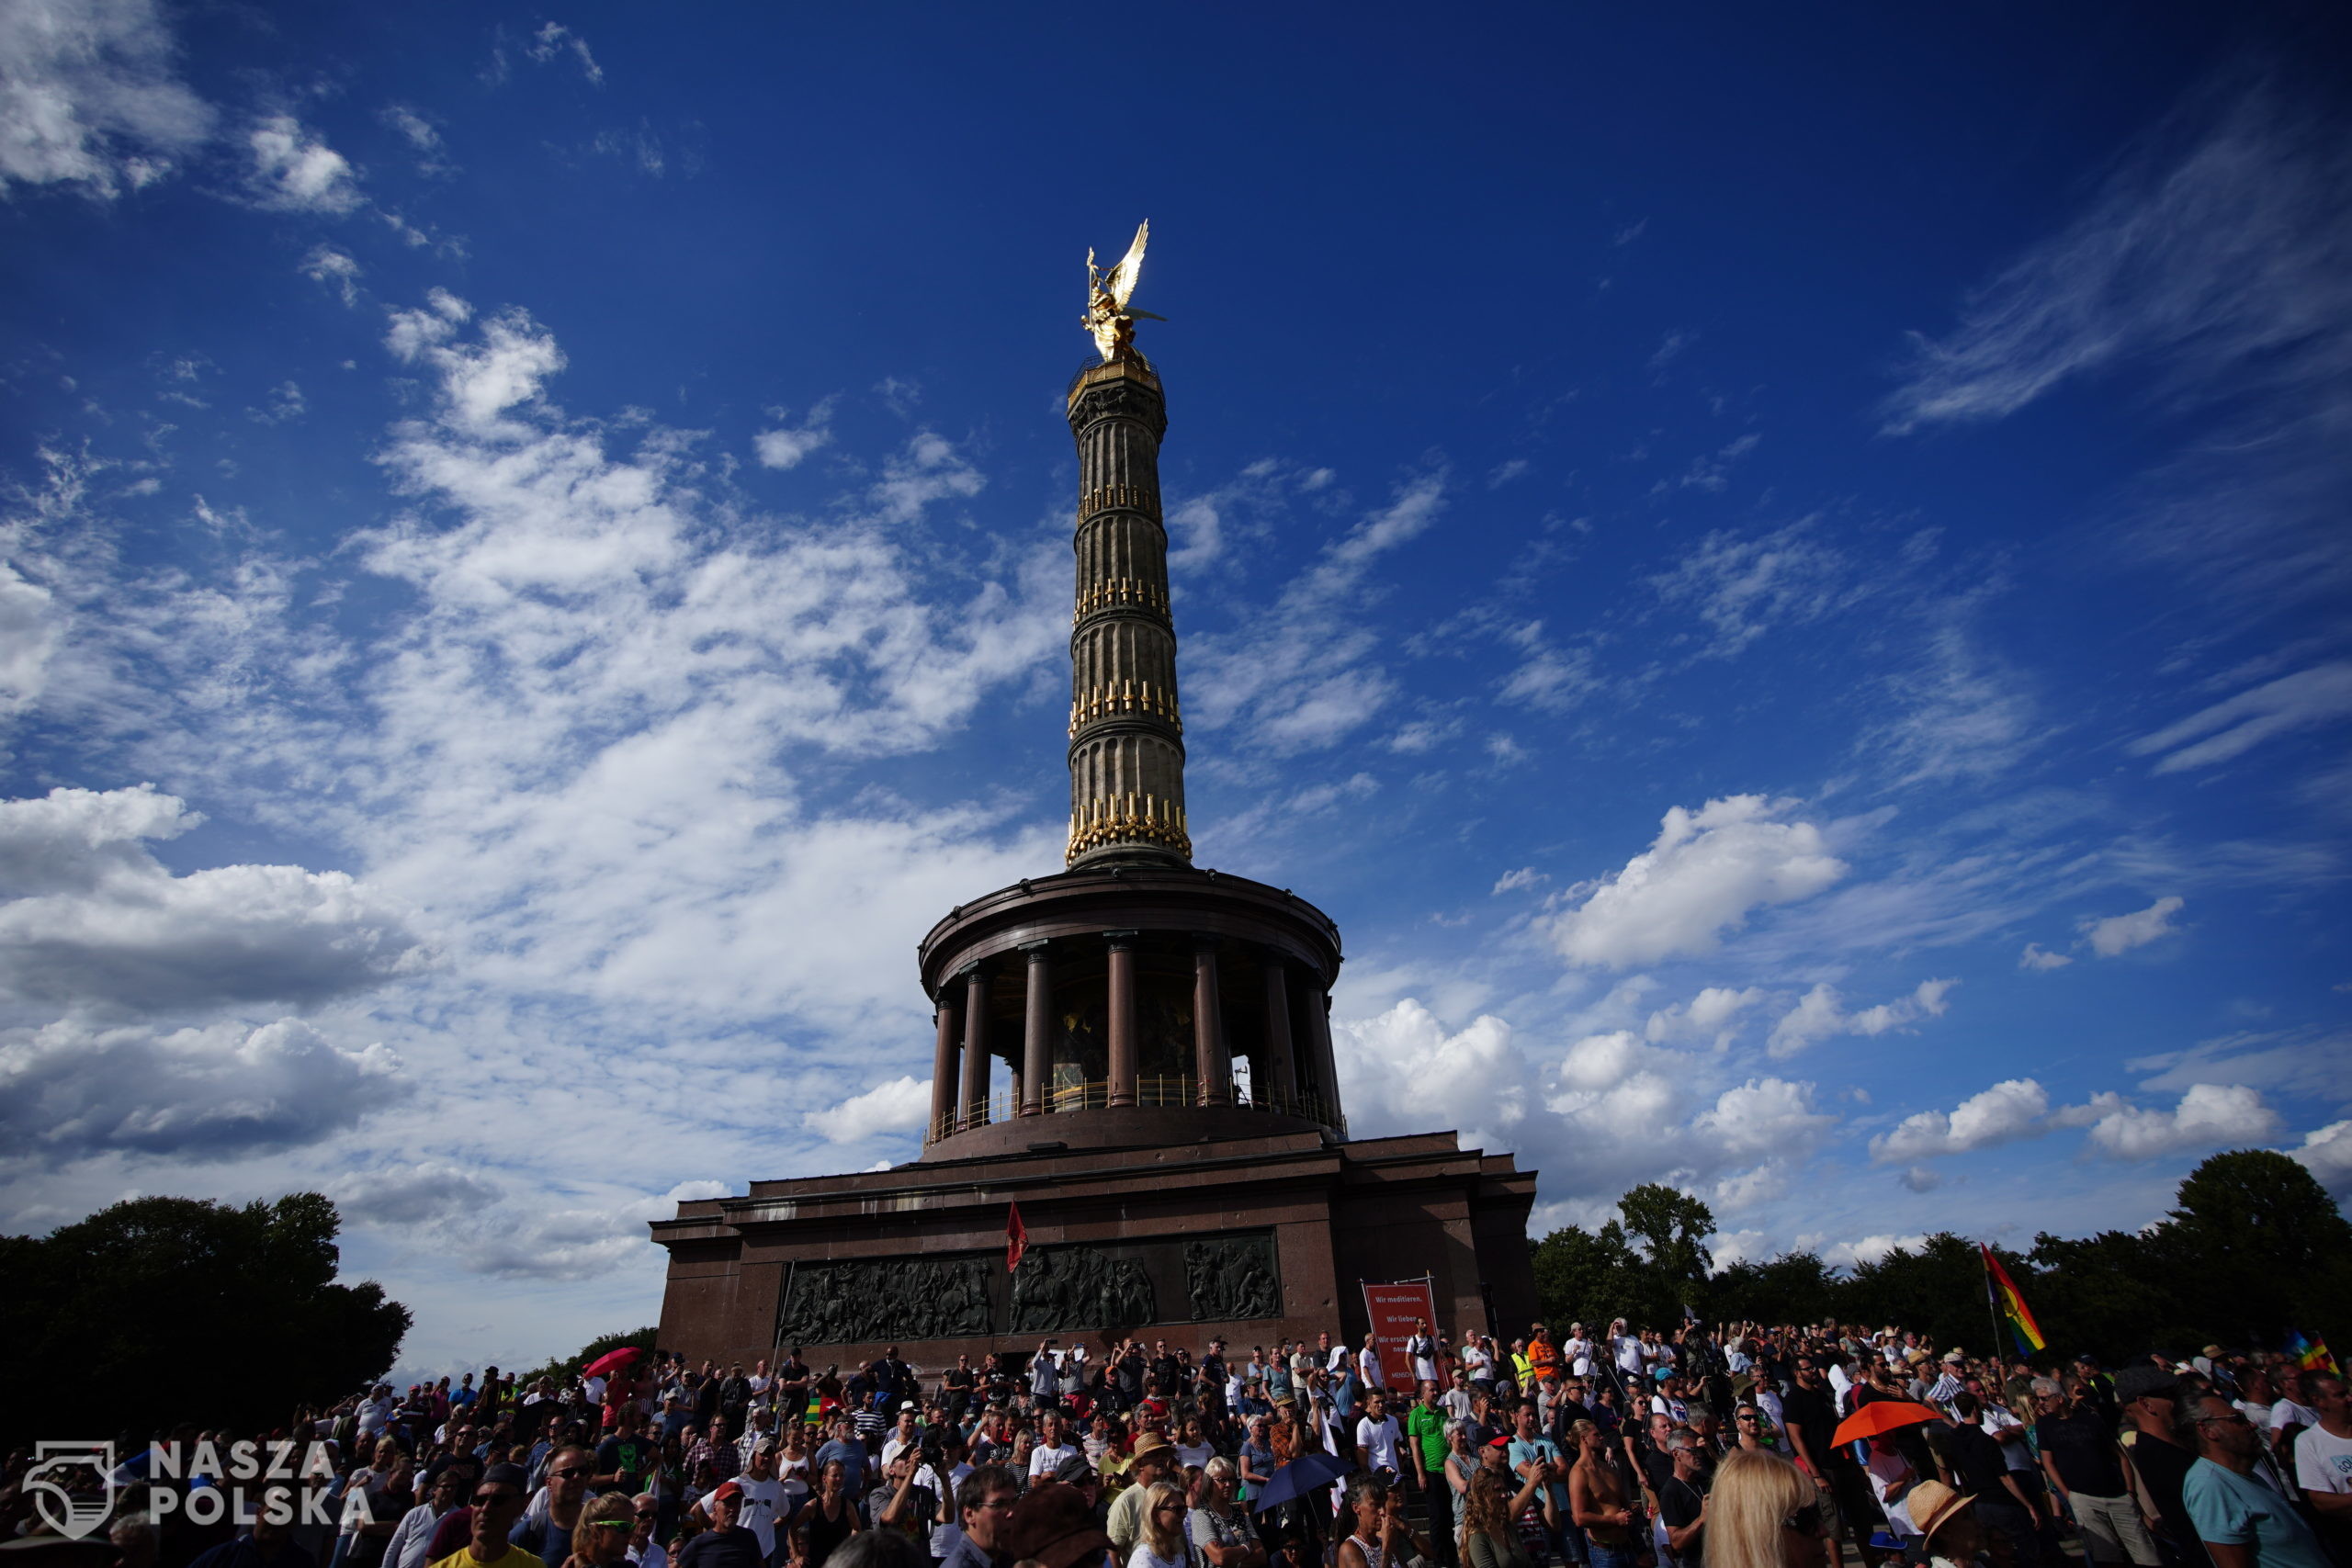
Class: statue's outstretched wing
1106,221,1148,310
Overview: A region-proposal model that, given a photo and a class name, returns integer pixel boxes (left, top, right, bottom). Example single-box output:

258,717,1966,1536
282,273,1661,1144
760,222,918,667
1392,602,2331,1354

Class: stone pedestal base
650,1126,1537,1371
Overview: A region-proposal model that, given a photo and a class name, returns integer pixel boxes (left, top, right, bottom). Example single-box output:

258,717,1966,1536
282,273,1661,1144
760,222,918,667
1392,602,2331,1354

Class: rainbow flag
1982,1244,2046,1355
2288,1331,2340,1376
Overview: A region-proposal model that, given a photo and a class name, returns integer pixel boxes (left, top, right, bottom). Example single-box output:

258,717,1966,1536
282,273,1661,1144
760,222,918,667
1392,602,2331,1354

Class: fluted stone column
1260,958,1295,1106
1106,932,1139,1107
959,965,991,1128
1305,987,1341,1125
929,996,960,1144
1193,940,1229,1105
1066,360,1190,867
1021,942,1052,1116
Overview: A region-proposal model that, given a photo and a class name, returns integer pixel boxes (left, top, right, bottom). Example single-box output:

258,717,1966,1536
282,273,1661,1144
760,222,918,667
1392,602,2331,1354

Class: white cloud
0,0,213,197
2128,663,2352,773
1494,620,1598,715
1650,520,1857,658
383,105,439,152
1552,795,1847,969
1674,433,1761,493
1898,1166,1941,1193
0,784,424,1011
806,1076,930,1145
0,560,57,714
2082,895,2184,957
0,1015,401,1164
754,403,834,469
1645,986,1763,1047
1871,1077,2051,1162
1883,88,2352,609
332,1161,501,1225
870,431,982,525
1334,999,1529,1157
244,114,361,214
1768,977,1956,1057
2288,1121,2352,1196
1187,472,1445,753
1814,1232,1929,1269
526,22,604,85
2081,1082,2278,1160
302,246,362,306
2018,942,2072,971
1492,867,1544,895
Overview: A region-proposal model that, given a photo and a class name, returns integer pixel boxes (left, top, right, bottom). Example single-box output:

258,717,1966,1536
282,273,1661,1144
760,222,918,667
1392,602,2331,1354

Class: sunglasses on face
550,1466,591,1479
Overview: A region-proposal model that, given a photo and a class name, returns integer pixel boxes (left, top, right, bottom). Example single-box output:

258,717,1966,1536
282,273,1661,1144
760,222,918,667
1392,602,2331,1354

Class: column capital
1103,928,1141,949
1019,940,1052,956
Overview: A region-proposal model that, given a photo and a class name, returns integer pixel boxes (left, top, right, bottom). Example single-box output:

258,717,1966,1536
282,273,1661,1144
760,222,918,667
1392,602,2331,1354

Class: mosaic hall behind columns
652,353,1538,1370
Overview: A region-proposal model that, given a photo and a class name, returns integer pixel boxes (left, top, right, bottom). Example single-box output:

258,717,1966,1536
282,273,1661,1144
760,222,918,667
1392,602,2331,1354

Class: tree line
1532,1150,2351,1362
0,1193,411,1452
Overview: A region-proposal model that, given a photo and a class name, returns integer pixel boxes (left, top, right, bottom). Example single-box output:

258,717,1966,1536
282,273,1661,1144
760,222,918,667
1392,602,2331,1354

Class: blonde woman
1129,1481,1193,1568
1702,1449,1827,1568
565,1494,636,1568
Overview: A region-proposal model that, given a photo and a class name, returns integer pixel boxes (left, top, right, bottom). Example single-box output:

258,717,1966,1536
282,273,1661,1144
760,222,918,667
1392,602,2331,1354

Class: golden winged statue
1083,220,1164,362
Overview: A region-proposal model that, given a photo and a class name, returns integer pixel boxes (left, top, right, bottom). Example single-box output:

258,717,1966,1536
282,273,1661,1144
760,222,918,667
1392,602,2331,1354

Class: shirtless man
1568,1419,1642,1568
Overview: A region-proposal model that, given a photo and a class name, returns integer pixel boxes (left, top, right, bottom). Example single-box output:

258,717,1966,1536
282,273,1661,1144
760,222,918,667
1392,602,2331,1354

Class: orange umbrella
1832,1399,1940,1448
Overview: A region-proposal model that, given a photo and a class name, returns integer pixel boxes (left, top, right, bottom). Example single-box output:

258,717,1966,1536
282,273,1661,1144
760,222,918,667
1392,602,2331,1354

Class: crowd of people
7,1317,2347,1568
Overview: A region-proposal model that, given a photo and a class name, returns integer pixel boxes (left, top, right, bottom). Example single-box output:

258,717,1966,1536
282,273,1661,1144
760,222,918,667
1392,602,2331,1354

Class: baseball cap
713,1481,744,1503
2112,1366,2180,1404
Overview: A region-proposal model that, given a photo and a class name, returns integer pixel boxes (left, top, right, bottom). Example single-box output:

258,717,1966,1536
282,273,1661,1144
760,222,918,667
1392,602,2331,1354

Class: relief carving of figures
1184,1235,1281,1322
1010,1245,1158,1332
775,1255,994,1346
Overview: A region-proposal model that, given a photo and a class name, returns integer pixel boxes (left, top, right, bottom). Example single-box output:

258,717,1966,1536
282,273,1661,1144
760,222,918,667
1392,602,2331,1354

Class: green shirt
1407,1404,1450,1471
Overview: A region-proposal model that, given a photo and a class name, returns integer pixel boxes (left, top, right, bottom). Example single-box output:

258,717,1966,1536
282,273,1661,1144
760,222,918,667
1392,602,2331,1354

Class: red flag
1006,1201,1028,1271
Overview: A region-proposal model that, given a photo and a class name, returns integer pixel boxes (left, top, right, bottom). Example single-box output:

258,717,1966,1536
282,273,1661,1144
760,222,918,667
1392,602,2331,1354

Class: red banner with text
1362,1279,1439,1391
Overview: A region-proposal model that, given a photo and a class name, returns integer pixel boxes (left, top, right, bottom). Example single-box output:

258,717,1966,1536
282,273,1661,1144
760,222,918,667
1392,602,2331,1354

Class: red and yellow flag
1982,1244,2046,1355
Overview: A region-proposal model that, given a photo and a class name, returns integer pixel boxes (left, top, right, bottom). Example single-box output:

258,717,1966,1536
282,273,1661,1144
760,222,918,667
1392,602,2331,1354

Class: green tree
1706,1251,1840,1328
1618,1184,1715,1296
0,1193,409,1450
2027,1229,2170,1362
1837,1234,1996,1353
1531,1222,1643,1332
514,1327,660,1390
2149,1150,2352,1351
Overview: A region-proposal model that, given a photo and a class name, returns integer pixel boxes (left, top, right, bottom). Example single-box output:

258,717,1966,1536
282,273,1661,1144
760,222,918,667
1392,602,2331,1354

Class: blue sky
3,2,2347,1376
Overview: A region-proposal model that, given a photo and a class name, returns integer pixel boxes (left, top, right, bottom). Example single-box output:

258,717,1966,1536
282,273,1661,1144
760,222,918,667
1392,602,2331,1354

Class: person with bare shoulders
1568,1420,1640,1568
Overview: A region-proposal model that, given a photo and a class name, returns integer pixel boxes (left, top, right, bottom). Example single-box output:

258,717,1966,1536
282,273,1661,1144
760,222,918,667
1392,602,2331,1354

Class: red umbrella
584,1346,644,1380
1832,1399,1941,1449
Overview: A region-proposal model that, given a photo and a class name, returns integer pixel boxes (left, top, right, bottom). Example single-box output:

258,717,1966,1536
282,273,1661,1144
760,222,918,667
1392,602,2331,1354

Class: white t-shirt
2294,1424,2352,1495
1464,1344,1493,1380
1982,1408,2033,1472
1565,1338,1593,1377
881,1433,923,1468
1176,1441,1215,1471
2273,1399,2323,1435
1028,1442,1078,1481
706,1477,785,1557
1357,1415,1403,1473
1866,1449,1919,1536
1613,1336,1645,1375
1361,1348,1385,1389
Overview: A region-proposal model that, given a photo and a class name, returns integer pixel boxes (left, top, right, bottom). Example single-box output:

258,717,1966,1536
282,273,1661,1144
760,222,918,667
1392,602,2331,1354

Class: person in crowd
940,1466,1020,1568
389,1466,474,1568
431,1465,541,1568
1657,1432,1710,1568
1104,1434,1176,1562
2180,1391,2331,1568
1700,1449,1826,1568
1568,1418,1639,1568
565,1495,635,1568
2287,1370,2351,1568
625,1496,664,1568
514,1448,595,1568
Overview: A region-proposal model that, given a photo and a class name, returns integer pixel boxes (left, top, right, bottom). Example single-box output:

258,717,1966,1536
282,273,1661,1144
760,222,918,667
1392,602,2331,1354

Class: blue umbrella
1250,1451,1352,1512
